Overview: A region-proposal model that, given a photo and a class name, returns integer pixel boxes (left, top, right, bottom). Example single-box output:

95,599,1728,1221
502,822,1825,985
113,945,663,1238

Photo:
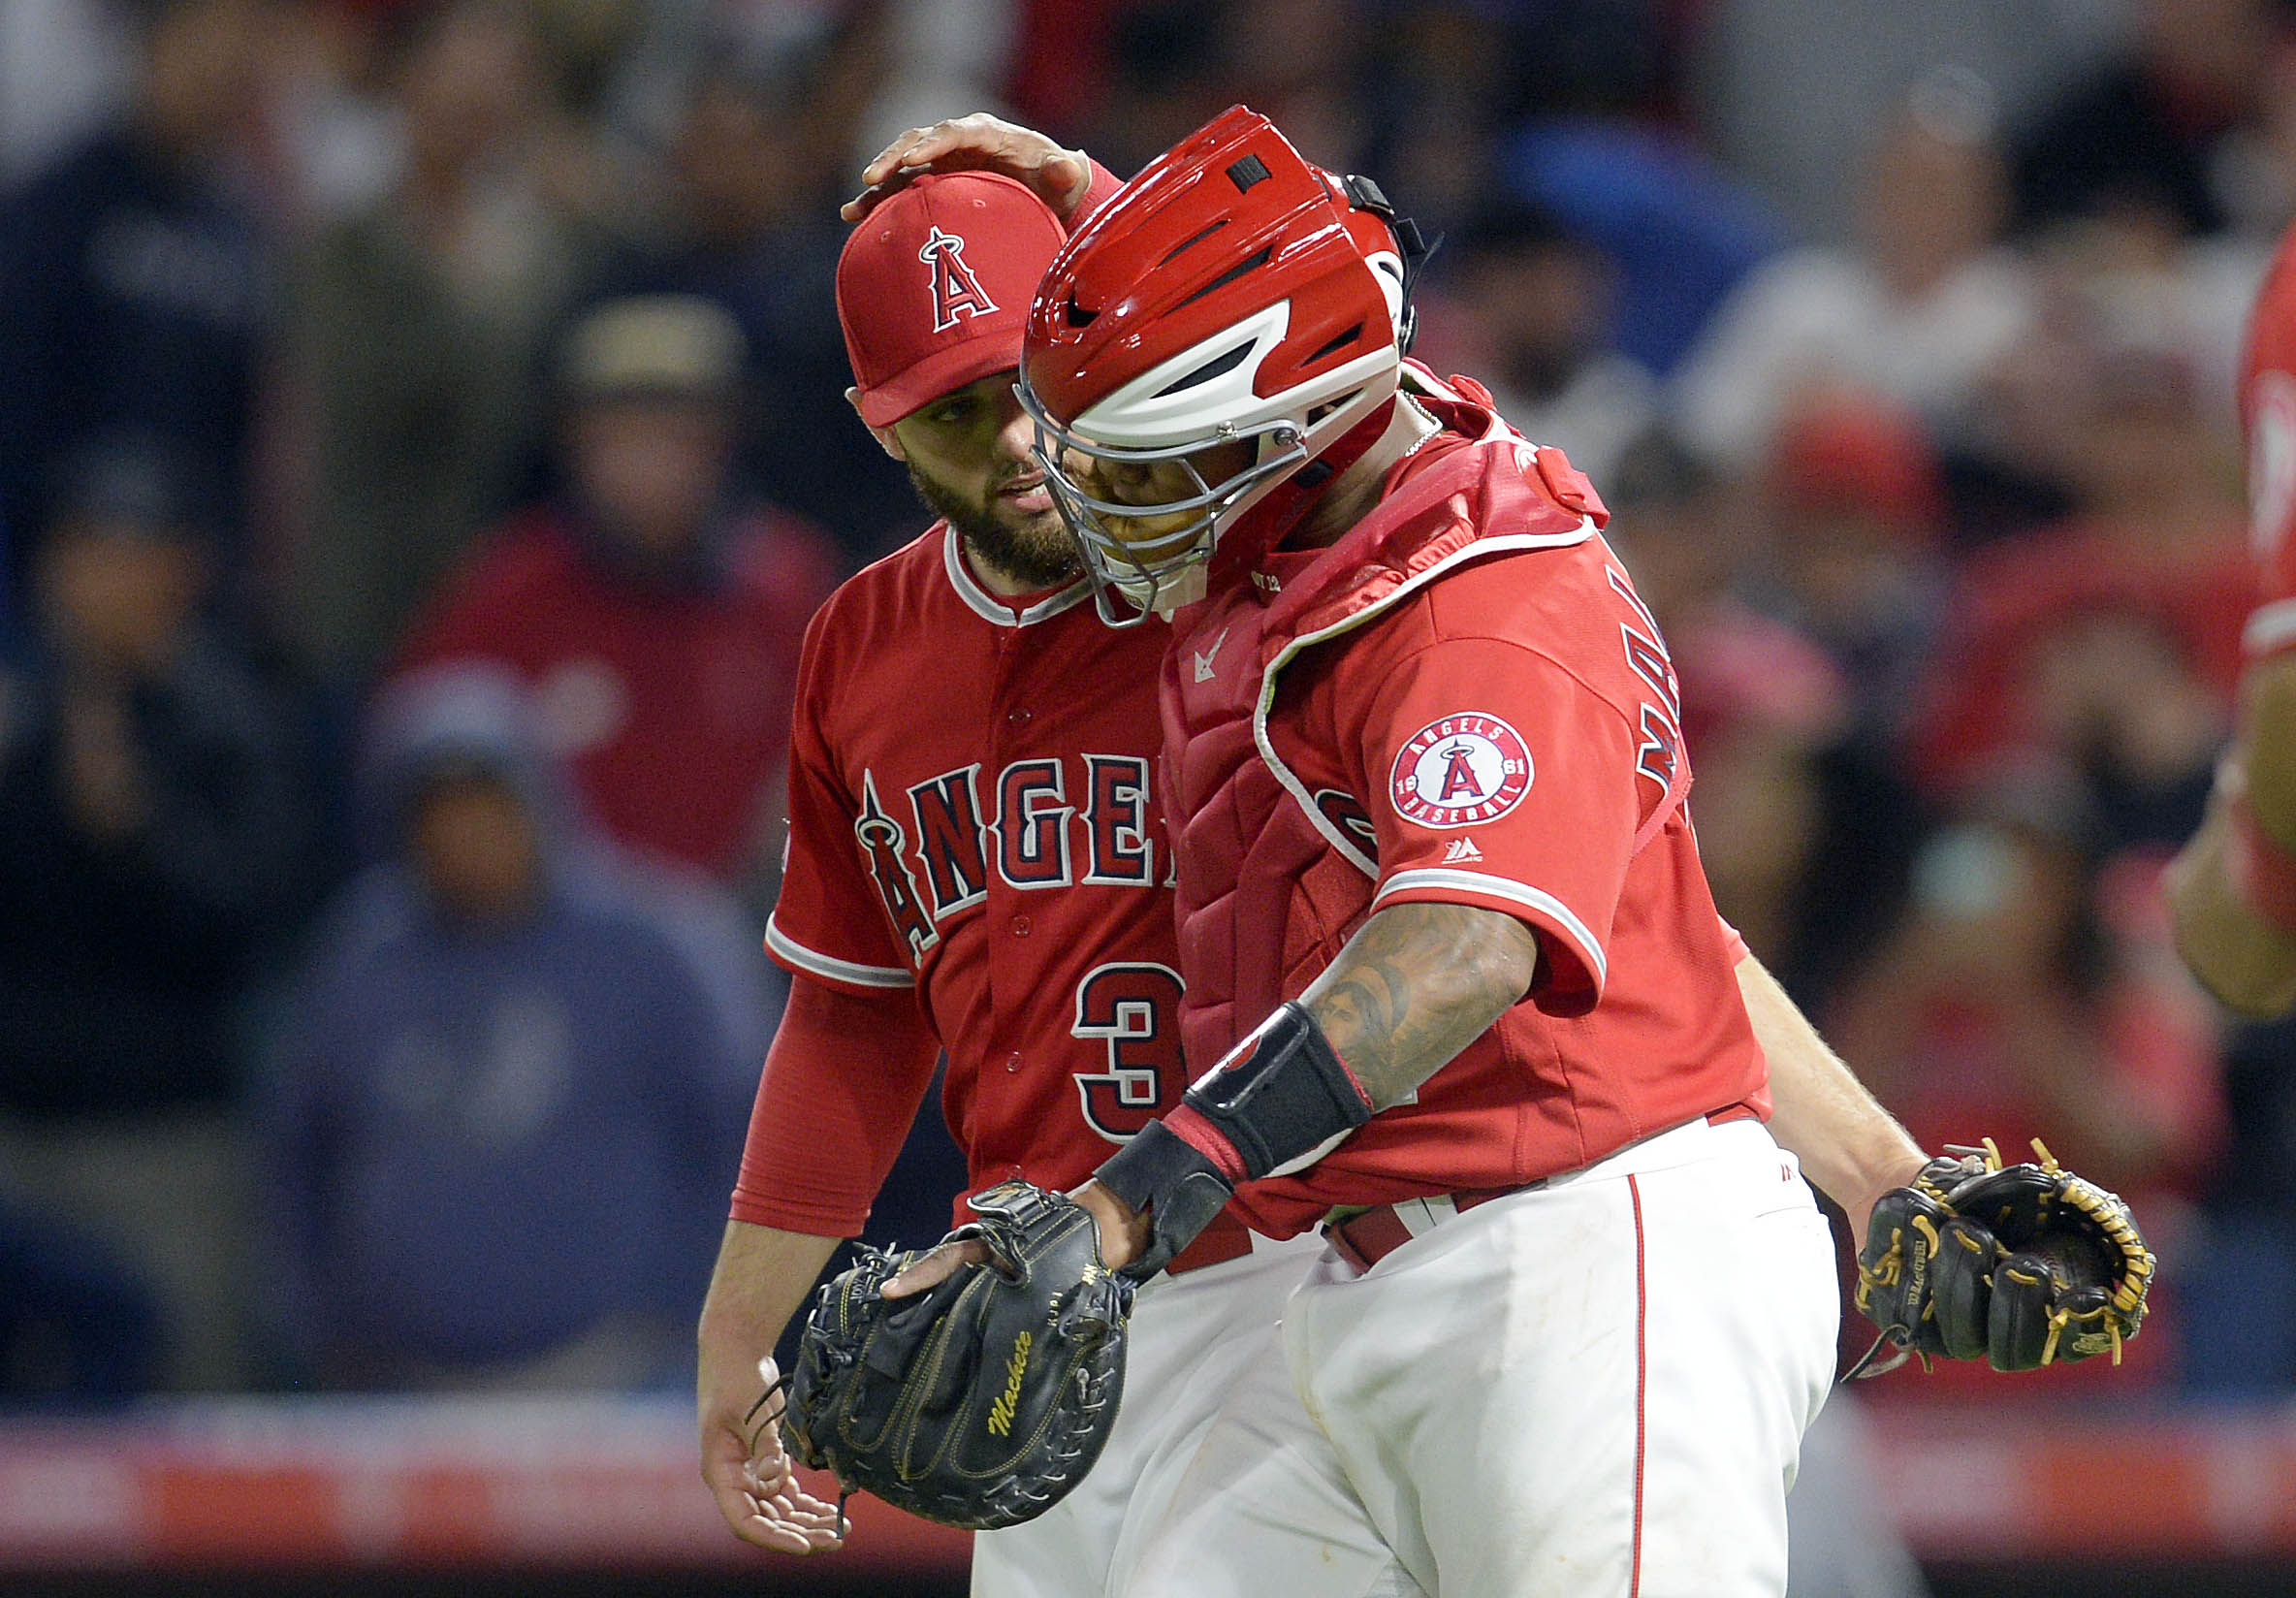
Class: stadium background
4,0,2296,1592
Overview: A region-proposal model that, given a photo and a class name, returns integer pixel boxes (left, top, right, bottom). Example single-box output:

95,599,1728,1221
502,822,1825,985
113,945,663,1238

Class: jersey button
1006,707,1032,726
1004,1053,1022,1074
1010,914,1032,937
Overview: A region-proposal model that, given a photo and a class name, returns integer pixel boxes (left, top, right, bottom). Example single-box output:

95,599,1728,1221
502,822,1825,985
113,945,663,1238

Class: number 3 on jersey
1071,962,1187,1142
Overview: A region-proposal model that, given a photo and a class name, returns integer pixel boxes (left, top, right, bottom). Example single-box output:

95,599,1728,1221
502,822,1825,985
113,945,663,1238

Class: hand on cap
844,112,1092,224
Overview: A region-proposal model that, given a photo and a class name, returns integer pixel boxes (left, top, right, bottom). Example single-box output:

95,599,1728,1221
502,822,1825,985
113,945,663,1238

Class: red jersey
1166,380,1766,1237
2242,220,2296,657
768,522,1249,1234
397,504,840,878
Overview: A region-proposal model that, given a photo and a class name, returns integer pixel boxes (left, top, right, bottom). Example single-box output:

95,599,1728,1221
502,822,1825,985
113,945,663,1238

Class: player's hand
844,112,1092,223
880,1234,995,1298
700,1354,846,1554
881,1181,1149,1296
1068,1178,1150,1273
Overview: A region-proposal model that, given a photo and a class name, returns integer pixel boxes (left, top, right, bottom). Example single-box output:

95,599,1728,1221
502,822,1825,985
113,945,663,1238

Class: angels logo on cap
1389,714,1533,828
922,226,1000,333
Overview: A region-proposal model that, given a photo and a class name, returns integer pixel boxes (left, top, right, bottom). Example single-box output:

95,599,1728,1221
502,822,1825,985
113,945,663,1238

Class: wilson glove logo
987,1329,1034,1437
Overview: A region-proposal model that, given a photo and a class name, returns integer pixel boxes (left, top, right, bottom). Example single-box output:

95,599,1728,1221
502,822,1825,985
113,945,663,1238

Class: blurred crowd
1,0,2293,1412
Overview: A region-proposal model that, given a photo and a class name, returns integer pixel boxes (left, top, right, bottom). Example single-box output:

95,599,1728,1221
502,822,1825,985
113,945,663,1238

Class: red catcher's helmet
1018,106,1426,623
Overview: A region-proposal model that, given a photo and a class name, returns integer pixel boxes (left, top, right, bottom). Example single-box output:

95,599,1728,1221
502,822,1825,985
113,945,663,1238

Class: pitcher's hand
699,1354,846,1553
844,112,1092,223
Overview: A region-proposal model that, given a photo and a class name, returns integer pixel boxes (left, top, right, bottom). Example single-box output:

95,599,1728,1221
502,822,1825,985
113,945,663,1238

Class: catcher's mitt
781,1180,1133,1530
1853,1138,2154,1376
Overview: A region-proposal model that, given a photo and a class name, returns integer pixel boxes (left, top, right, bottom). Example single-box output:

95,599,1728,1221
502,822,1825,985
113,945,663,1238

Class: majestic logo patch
1389,714,1532,828
920,226,998,332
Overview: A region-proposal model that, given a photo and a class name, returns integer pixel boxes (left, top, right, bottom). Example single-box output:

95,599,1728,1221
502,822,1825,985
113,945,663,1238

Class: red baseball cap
839,172,1069,427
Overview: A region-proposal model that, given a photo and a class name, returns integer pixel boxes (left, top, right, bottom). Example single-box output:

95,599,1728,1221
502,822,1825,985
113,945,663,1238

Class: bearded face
890,373,1081,591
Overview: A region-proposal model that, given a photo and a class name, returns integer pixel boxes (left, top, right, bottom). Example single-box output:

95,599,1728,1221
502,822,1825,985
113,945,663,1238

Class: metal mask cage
1016,375,1304,625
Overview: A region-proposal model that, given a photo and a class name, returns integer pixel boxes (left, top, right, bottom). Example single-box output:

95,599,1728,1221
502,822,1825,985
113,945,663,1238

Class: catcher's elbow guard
1096,1003,1375,1276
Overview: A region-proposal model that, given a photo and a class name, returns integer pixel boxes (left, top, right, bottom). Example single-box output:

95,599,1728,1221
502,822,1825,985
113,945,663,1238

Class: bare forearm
695,1220,849,1554
697,1221,842,1372
2247,655,2296,845
1737,952,1923,1232
1299,902,1540,1108
2167,655,2296,1016
2167,801,2296,1016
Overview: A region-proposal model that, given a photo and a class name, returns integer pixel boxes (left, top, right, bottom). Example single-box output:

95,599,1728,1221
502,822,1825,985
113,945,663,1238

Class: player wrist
1093,1003,1376,1278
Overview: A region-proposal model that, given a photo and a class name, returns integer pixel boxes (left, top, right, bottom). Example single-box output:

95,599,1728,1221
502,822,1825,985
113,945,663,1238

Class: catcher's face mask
1018,107,1423,625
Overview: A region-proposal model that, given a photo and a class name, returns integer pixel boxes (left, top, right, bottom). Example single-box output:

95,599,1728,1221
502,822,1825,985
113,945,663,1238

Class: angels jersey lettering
768,525,1192,1202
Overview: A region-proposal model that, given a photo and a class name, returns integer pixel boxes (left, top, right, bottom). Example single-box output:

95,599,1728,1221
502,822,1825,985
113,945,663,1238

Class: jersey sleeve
1347,635,1649,1015
730,975,941,1234
763,611,917,995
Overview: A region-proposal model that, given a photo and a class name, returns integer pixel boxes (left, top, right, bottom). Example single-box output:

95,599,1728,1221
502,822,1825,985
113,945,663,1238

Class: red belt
1324,1184,1532,1274
1165,1210,1255,1276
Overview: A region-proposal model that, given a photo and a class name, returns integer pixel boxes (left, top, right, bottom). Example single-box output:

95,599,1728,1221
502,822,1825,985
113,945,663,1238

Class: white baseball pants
1125,1116,1841,1598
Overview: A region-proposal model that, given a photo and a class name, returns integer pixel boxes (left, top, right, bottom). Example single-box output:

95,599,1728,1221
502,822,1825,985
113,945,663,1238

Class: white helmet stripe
1072,302,1293,447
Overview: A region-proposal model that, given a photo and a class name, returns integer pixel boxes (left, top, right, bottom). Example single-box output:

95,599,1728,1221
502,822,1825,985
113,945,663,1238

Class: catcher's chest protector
1164,568,1417,1070
1164,391,1601,1070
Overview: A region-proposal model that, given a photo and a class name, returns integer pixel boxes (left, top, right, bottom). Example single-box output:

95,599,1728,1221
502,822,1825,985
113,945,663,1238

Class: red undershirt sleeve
729,974,941,1234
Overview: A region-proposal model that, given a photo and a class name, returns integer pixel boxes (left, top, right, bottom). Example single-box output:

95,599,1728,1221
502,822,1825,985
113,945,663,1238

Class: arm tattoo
1300,901,1541,1109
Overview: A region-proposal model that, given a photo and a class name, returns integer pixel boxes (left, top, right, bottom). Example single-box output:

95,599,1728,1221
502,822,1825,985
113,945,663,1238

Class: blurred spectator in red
1601,429,1932,1012
256,663,769,1391
0,435,312,1391
1916,311,2248,847
1671,596,1919,1001
1738,391,1951,738
281,0,605,693
1919,578,2237,847
1670,614,1842,953
0,0,277,596
1829,761,2222,1393
395,295,838,904
1673,70,2035,479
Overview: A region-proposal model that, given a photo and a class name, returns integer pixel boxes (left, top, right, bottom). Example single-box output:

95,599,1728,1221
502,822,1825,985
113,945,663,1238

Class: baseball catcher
778,1180,1134,1530
1852,1138,2154,1375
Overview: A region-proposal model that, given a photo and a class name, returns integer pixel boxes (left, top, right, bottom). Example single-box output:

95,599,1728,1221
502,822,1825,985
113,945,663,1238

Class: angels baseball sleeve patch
1388,713,1534,828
